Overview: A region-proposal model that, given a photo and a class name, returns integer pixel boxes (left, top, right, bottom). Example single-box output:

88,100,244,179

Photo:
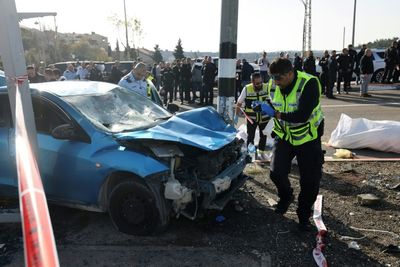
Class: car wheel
372,69,384,83
108,181,163,235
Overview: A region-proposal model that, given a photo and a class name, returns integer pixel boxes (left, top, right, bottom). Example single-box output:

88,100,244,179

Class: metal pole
352,0,357,46
0,1,37,154
343,27,346,48
218,0,238,123
308,0,312,51
123,0,130,60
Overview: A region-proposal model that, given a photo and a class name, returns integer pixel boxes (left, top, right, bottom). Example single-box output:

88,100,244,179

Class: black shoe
297,220,313,232
274,195,294,215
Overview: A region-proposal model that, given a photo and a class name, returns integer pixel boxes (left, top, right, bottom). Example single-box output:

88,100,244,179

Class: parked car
0,81,249,235
315,49,385,82
103,61,135,81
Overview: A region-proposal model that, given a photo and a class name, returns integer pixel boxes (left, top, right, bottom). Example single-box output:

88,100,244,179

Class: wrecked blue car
0,81,249,235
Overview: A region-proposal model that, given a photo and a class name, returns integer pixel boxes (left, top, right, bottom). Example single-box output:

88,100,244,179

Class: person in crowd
161,62,175,105
234,72,270,160
253,58,324,232
326,50,338,99
293,53,303,71
318,50,330,95
118,62,149,97
355,44,367,84
88,63,103,81
191,60,202,103
63,63,78,80
235,59,242,102
359,48,374,97
258,51,270,82
241,58,254,88
348,44,357,88
381,41,399,83
302,51,316,76
109,61,123,84
44,68,56,82
172,60,181,101
393,39,400,83
201,56,217,106
337,48,352,94
52,68,66,81
27,65,46,83
77,63,90,80
180,58,192,104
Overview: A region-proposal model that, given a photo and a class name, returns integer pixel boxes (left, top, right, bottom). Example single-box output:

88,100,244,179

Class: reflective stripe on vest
244,83,270,123
267,71,324,146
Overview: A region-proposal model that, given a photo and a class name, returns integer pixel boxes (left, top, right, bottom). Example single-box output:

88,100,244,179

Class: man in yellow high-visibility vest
253,58,325,232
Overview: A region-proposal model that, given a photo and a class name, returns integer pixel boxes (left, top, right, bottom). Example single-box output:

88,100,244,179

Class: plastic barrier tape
15,78,59,267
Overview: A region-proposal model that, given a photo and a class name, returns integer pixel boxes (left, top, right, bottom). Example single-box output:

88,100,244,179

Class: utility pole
301,0,312,56
343,27,346,49
123,0,130,60
218,0,238,123
352,0,357,46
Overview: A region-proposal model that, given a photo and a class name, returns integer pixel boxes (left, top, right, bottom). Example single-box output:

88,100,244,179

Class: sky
16,0,400,53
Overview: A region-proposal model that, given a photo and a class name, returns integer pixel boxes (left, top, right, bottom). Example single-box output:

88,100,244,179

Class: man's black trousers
247,120,268,151
269,137,324,222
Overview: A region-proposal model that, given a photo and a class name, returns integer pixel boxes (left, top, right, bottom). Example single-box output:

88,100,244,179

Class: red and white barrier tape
239,107,254,124
312,195,328,267
14,77,59,267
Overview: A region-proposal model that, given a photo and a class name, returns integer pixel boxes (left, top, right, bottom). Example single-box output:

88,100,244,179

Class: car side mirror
167,103,179,113
51,124,77,140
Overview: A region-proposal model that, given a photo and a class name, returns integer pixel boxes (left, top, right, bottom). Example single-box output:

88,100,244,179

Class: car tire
372,69,384,83
108,180,164,235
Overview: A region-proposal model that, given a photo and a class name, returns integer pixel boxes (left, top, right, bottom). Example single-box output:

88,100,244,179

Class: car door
0,94,18,197
31,96,98,204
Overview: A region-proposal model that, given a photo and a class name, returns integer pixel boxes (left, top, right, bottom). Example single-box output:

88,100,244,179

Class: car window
376,52,385,59
32,97,70,134
0,95,12,128
62,86,171,133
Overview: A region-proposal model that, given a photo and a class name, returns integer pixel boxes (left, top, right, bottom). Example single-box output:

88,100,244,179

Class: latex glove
251,100,261,110
260,103,275,117
233,115,239,125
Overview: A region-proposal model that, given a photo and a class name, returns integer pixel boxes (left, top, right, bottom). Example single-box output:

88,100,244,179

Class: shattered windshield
62,86,171,132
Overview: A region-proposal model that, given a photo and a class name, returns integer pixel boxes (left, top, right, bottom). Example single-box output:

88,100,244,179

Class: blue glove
251,100,261,110
233,115,239,125
260,103,275,117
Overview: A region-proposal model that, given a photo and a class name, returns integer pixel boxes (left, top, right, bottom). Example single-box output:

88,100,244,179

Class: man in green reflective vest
235,72,271,160
253,58,325,231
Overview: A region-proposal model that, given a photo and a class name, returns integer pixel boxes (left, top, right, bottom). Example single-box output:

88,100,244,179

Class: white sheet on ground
328,113,400,153
236,119,274,147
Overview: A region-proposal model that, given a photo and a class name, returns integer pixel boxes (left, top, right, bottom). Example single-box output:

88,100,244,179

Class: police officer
234,72,271,160
118,62,152,98
162,62,175,105
318,50,330,95
253,58,324,231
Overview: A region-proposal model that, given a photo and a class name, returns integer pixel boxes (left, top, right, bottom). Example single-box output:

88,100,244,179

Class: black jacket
328,56,338,74
162,67,175,87
360,55,374,74
385,46,399,65
202,62,218,84
109,66,123,84
337,54,352,72
318,56,329,73
303,56,316,75
294,56,303,71
241,62,254,81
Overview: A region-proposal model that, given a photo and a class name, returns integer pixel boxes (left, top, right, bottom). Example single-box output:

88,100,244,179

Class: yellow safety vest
244,83,270,123
267,71,324,146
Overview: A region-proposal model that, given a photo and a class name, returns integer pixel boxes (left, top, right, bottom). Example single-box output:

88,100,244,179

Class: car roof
26,81,118,97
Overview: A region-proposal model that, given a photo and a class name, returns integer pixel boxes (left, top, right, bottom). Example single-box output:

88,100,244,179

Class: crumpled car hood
114,107,237,151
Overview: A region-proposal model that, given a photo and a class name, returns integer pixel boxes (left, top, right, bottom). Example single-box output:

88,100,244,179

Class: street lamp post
352,0,357,46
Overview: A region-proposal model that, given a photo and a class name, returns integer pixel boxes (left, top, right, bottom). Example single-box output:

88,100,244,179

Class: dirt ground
1,161,400,267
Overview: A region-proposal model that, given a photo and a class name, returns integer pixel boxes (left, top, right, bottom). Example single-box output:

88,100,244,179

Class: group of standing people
152,56,217,106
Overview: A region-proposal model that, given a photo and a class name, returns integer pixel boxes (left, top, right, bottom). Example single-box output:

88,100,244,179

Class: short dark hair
251,72,261,81
269,58,293,75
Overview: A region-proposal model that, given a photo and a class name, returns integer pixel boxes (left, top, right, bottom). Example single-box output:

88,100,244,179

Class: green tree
173,38,185,60
153,44,163,63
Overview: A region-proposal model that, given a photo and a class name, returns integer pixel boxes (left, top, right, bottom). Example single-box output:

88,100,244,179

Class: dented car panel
114,107,237,151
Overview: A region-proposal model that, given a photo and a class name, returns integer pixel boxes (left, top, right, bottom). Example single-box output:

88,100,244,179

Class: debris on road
348,241,361,250
357,193,380,206
334,149,355,159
